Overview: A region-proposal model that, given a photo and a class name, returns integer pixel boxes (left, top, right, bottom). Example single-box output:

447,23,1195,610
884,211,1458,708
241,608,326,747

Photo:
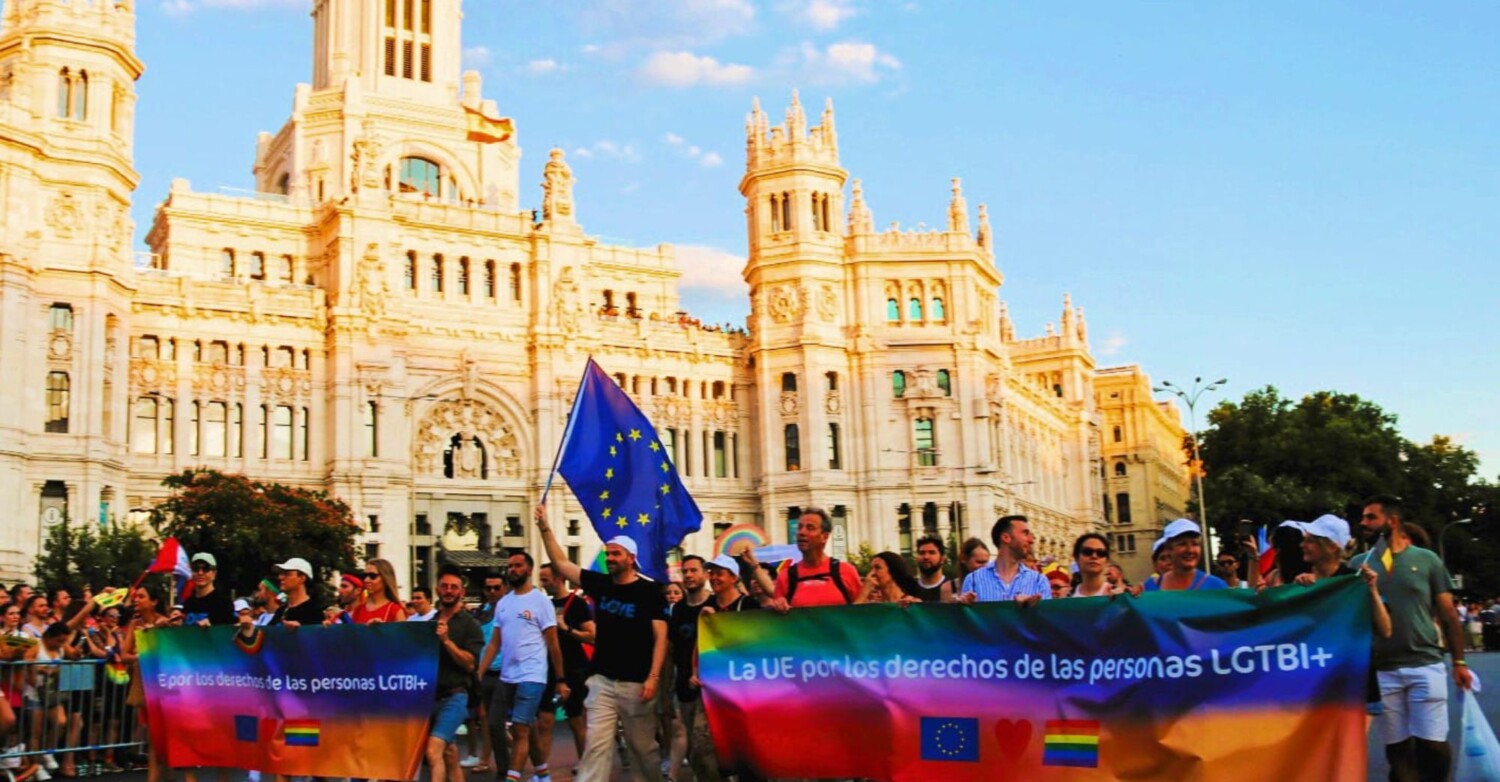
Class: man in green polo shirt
1356,495,1472,782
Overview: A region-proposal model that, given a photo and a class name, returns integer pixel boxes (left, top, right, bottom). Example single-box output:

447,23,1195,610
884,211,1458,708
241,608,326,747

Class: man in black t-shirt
539,562,594,760
269,557,325,627
537,506,667,782
182,553,235,626
666,555,718,782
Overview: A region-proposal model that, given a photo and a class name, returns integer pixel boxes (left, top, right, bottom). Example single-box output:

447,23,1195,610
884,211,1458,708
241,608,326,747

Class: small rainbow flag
1042,719,1099,768
283,719,320,747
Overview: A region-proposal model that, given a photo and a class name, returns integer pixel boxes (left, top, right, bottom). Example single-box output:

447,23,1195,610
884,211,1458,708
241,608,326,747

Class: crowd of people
0,491,1487,782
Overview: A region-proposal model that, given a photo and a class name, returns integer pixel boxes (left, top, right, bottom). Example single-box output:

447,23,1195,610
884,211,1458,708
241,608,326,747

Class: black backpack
784,558,854,605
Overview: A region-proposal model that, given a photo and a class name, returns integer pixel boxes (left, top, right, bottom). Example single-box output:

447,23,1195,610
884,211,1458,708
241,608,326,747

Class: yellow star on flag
605,467,614,480
616,432,624,443
629,429,642,441
637,513,651,526
660,483,671,495
599,489,610,501
609,445,618,457
616,516,628,528
601,507,612,519
660,461,670,473
649,441,661,452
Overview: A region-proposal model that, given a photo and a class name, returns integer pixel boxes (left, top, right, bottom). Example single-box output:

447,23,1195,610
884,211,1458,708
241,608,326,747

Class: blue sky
126,1,1498,476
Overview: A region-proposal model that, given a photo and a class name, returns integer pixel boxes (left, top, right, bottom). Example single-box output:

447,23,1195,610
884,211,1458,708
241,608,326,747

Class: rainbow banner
700,576,1372,781
138,622,439,778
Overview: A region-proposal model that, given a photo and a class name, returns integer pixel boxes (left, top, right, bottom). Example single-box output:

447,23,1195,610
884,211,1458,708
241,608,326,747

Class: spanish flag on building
464,105,513,143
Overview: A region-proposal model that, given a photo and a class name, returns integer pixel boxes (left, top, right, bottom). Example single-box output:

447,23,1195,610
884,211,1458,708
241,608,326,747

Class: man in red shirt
744,508,862,612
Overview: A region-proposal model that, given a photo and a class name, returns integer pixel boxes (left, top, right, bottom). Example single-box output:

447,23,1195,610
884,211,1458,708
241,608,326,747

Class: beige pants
677,693,723,782
577,674,661,782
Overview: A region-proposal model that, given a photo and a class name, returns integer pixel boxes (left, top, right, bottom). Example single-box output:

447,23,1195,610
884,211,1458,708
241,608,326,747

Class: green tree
150,469,360,600
33,518,154,595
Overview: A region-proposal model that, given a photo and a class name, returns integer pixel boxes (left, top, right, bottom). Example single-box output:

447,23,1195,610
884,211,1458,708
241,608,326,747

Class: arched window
44,372,70,433
827,423,842,470
931,297,946,321
937,369,952,397
249,252,265,280
404,251,417,290
886,298,900,321
1112,425,1122,443
893,370,906,398
132,397,157,454
276,173,290,195
914,418,936,466
57,68,71,117
73,71,87,120
431,254,444,293
783,424,801,471
509,263,522,302
769,194,782,232
457,257,470,295
1116,492,1132,524
398,157,441,198
220,249,235,277
1114,461,1127,477
364,402,379,457
909,297,923,320
484,261,496,298
825,372,838,391
781,372,797,393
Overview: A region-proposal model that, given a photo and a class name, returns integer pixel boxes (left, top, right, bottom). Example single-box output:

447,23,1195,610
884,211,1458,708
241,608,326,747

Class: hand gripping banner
700,576,1372,781
138,622,439,778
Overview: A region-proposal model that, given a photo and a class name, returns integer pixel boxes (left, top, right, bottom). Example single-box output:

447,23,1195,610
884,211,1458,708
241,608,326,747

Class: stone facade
0,0,1185,588
1094,365,1191,583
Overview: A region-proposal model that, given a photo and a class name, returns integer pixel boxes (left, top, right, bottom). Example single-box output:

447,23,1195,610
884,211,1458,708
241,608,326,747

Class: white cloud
782,0,858,31
1097,331,1128,356
159,0,193,15
581,0,756,54
639,51,755,87
699,151,724,167
526,58,560,74
664,132,685,146
675,245,748,295
817,41,901,83
573,140,640,163
662,134,725,168
463,46,493,68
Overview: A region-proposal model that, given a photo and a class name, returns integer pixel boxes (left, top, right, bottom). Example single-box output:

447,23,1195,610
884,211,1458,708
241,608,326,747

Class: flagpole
540,358,596,506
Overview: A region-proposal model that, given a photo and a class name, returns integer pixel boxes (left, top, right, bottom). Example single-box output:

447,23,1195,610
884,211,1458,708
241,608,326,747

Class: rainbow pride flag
283,719,320,747
700,576,1372,781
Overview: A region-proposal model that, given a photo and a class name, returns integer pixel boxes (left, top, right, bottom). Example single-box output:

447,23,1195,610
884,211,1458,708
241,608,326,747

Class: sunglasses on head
1078,547,1108,558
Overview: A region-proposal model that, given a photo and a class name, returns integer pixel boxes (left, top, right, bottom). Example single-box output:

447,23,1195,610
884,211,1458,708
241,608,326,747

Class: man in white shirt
478,551,568,782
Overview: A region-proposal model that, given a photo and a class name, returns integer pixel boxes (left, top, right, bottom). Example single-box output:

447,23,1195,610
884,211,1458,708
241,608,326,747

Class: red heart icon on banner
993,718,1032,762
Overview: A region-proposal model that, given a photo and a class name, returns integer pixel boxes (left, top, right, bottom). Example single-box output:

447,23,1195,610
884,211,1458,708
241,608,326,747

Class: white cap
1282,515,1351,549
273,557,313,578
604,536,638,557
706,554,740,573
190,552,217,568
232,599,251,613
1161,518,1202,542
1151,537,1167,556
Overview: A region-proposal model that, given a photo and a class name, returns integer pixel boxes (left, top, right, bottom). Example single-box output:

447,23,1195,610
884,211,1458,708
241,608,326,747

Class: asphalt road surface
77,651,1500,782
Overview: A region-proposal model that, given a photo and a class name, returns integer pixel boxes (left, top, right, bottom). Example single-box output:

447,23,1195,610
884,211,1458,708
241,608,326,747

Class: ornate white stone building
0,0,1184,587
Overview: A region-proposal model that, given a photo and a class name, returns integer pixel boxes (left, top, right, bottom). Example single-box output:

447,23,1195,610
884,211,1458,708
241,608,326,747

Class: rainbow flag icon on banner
1042,720,1099,768
283,720,320,747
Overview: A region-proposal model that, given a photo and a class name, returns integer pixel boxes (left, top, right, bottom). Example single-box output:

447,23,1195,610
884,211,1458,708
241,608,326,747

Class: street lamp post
1152,377,1227,564
1438,518,1472,566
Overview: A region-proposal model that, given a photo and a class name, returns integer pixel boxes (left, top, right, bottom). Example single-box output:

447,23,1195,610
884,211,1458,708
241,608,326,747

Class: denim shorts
498,681,547,727
429,691,469,744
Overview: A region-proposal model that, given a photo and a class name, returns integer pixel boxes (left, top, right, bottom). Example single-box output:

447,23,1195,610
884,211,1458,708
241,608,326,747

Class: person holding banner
1070,533,1121,597
742,509,860,612
426,565,485,782
959,515,1050,604
1144,519,1228,592
182,554,234,628
352,559,407,624
1357,495,1472,782
269,558,324,627
911,536,956,603
535,507,668,782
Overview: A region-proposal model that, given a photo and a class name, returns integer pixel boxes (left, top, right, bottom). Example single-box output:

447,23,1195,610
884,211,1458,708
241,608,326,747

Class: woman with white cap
1144,519,1229,592
1288,515,1392,637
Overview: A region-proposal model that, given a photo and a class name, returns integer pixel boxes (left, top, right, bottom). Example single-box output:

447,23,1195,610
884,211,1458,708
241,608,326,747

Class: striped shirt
960,562,1051,603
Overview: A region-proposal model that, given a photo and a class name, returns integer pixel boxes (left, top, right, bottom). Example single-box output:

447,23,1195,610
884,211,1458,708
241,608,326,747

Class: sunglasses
483,584,504,591
1078,547,1109,558
192,565,214,573
362,573,380,580
1217,559,1238,567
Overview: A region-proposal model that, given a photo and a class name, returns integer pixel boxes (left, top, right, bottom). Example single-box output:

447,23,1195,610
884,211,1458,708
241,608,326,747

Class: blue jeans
496,680,547,727
429,690,469,744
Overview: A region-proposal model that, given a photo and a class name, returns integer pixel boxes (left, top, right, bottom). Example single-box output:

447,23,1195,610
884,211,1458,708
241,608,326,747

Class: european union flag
555,358,703,580
233,714,259,743
920,717,979,763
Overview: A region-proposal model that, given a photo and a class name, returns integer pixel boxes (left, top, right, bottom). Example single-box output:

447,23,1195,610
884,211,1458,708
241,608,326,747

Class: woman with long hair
350,558,407,624
119,584,168,782
857,552,922,604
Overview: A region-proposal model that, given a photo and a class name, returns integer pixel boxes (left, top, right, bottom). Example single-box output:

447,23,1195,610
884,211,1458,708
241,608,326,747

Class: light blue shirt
960,562,1051,602
491,589,556,685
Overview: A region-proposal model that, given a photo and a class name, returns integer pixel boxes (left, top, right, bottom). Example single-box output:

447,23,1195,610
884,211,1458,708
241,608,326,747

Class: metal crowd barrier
0,657,144,776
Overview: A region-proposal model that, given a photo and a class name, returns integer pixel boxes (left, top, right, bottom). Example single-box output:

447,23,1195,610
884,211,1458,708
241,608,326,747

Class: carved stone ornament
708,399,736,424
768,285,805,324
45,192,83,239
352,243,389,320
259,366,310,402
413,399,521,479
552,267,582,334
779,391,798,416
817,284,838,322
825,390,842,415
48,333,71,361
129,358,176,395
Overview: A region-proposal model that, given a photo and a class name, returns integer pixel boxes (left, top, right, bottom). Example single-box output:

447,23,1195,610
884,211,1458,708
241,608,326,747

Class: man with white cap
1144,519,1228,592
535,505,668,782
182,553,234,627
269,557,325,627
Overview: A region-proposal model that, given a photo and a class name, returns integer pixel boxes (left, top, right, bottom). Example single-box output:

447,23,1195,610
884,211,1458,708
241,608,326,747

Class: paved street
75,652,1500,782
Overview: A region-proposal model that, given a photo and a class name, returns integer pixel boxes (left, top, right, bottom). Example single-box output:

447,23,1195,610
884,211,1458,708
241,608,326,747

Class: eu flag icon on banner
556,358,703,580
920,717,980,762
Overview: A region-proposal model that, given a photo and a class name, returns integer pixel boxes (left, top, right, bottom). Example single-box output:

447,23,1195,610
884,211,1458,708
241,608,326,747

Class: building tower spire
948,177,969,233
